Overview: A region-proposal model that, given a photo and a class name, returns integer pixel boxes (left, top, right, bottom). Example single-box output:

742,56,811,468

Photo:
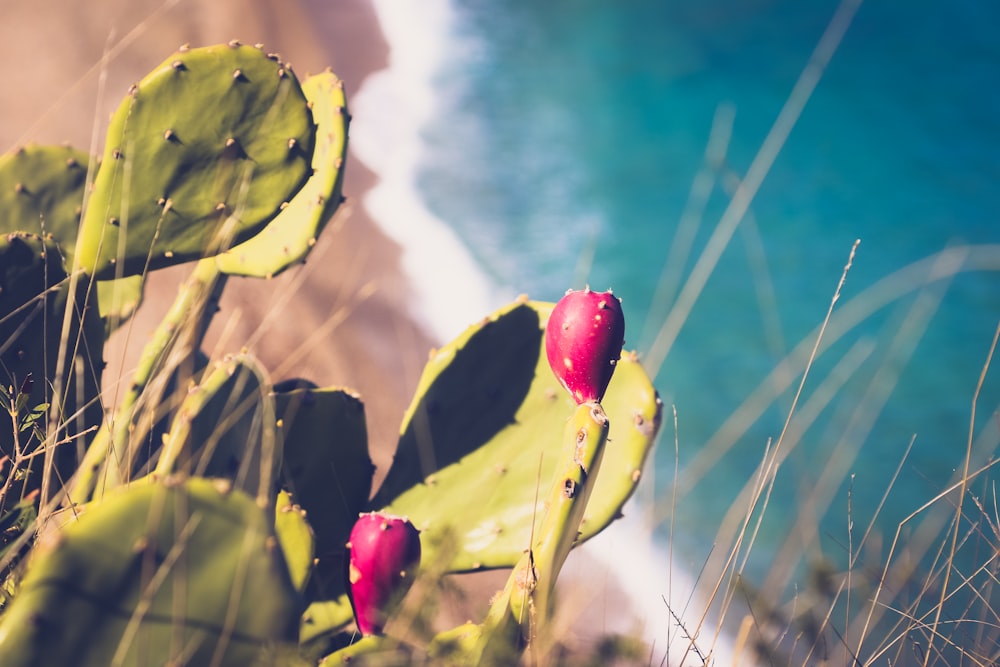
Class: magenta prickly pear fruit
346,511,422,636
545,287,626,404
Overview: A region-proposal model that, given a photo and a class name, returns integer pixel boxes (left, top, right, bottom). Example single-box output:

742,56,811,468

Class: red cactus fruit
545,287,626,404
345,511,421,636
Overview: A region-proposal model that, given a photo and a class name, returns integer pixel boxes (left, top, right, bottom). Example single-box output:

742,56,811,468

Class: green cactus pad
586,349,661,531
0,232,104,509
318,635,412,665
215,70,350,278
0,476,300,665
371,299,661,572
517,402,611,612
479,402,610,657
95,274,144,329
429,621,483,663
0,144,143,329
276,489,315,594
154,353,280,506
299,599,356,661
0,144,89,246
77,43,316,279
277,385,371,590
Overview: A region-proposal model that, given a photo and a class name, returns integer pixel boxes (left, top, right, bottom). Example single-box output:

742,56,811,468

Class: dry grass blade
644,0,865,378
922,319,1000,666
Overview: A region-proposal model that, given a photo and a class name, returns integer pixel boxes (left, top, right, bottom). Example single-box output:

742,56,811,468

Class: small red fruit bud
345,511,421,636
545,288,626,404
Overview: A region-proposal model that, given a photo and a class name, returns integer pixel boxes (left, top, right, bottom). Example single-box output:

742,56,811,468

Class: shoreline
350,0,513,344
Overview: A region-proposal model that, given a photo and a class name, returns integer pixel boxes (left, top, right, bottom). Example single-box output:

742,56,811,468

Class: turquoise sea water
360,0,1000,630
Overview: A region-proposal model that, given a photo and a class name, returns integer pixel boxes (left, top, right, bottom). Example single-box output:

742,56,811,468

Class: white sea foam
349,0,512,344
567,500,749,664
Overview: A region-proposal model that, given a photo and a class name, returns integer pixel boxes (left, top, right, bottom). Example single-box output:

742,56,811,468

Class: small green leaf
275,489,315,594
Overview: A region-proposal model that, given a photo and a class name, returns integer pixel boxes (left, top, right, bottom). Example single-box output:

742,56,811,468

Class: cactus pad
277,385,372,592
0,144,89,246
479,401,610,656
215,71,350,277
154,353,280,506
0,476,301,665
77,44,316,278
275,489,315,594
95,274,144,329
371,299,661,572
0,144,143,329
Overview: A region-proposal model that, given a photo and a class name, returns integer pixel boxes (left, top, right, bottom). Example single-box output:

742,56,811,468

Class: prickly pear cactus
0,144,144,329
276,385,372,593
0,144,89,245
154,353,280,505
216,71,350,278
0,36,664,666
371,298,661,572
76,43,316,278
0,476,301,666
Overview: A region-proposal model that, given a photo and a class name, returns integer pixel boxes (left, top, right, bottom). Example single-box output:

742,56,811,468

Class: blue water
406,0,1000,603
